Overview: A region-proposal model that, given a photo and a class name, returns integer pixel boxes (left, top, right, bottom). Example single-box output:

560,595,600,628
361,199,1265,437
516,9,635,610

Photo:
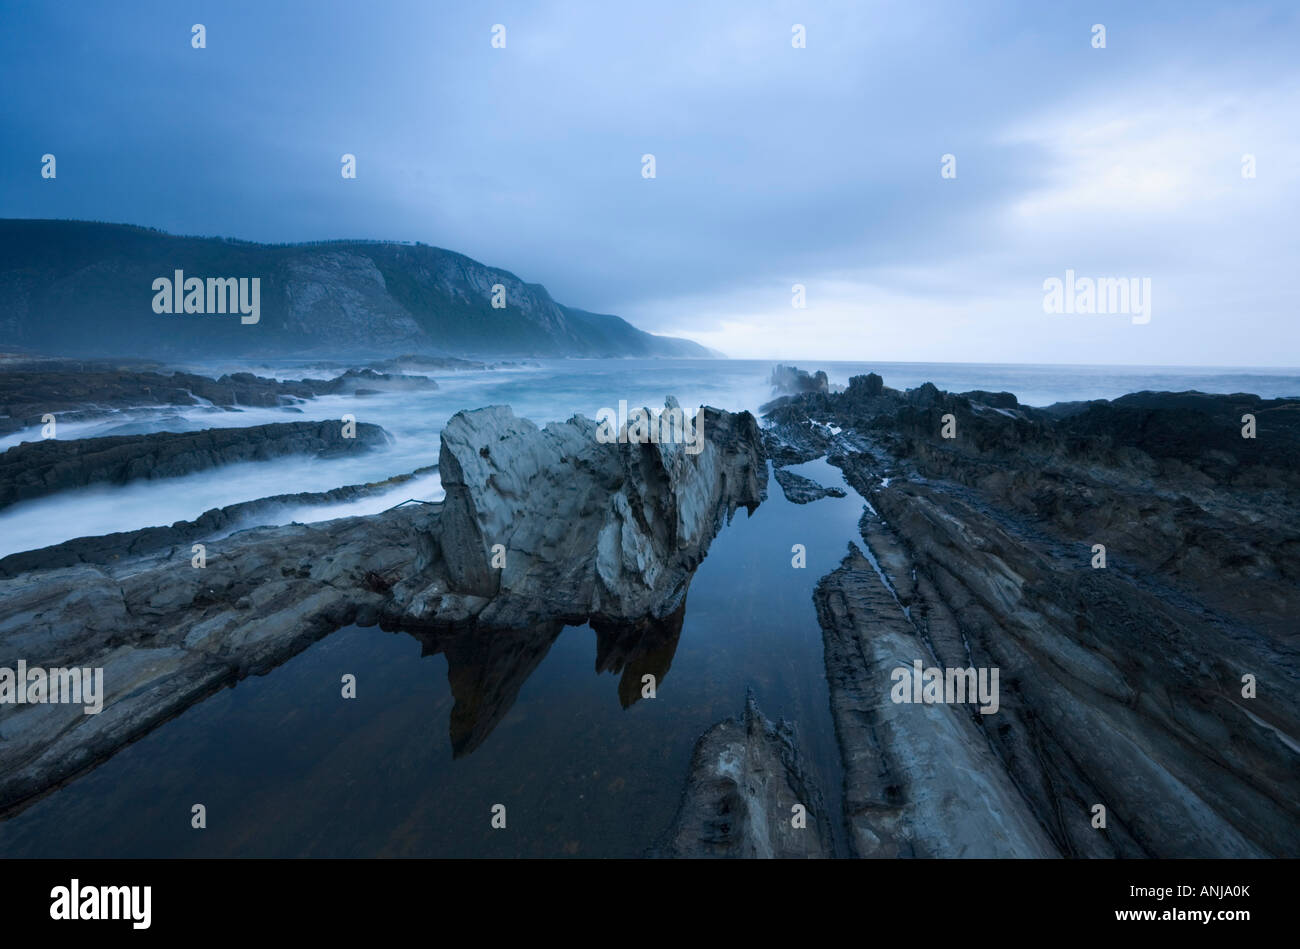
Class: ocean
1,358,1297,560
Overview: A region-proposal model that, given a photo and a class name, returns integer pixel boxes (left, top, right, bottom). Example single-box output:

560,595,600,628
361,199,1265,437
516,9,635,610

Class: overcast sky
2,0,1297,365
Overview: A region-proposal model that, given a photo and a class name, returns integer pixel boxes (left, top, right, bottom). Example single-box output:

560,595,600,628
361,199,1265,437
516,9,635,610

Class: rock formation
0,465,437,577
768,364,837,396
768,373,1300,857
0,360,436,436
0,401,767,815
815,545,1058,857
657,690,832,858
395,401,766,628
0,420,391,510
772,466,846,504
0,504,431,815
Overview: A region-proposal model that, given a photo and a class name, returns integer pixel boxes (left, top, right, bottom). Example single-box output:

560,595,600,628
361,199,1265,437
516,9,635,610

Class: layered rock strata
769,373,1300,857
657,690,832,858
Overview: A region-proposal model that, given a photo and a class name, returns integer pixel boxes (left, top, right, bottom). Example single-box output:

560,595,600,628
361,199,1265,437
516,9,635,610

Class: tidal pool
0,458,863,857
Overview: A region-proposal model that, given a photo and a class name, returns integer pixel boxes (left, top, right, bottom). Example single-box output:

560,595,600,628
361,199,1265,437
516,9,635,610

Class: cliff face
0,219,714,359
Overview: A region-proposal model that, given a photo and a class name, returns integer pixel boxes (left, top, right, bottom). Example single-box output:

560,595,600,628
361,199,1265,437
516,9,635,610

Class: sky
1,0,1297,365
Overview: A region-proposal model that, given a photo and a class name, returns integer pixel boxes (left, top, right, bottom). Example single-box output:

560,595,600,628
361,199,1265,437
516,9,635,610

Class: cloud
633,66,1300,365
1,0,1296,365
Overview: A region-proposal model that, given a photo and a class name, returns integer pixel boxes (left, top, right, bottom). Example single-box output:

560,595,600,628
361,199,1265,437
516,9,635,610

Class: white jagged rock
407,401,766,628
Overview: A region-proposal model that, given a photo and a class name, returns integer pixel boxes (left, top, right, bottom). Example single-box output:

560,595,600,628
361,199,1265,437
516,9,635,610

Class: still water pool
0,458,863,857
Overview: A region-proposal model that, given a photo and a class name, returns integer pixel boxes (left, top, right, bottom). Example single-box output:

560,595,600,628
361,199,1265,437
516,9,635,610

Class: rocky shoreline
0,420,391,510
0,359,439,437
0,465,437,577
769,371,1300,857
1,364,1296,857
0,400,765,817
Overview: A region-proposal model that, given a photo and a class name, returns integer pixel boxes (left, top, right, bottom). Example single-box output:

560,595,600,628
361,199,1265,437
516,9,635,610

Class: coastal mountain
0,219,715,359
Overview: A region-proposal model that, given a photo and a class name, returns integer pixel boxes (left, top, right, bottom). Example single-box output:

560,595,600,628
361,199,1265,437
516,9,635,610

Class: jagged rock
775,368,1300,857
657,690,832,857
849,372,884,398
0,420,391,510
863,480,1296,857
316,368,438,394
769,364,833,395
396,401,766,628
366,354,488,372
773,466,846,504
0,400,767,815
761,421,833,467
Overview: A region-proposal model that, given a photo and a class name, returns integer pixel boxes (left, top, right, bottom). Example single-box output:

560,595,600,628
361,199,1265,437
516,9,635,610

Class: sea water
0,358,1296,560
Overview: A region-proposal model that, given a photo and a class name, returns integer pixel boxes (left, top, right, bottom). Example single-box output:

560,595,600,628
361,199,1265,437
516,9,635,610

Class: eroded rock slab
814,545,1059,858
773,466,846,504
0,465,437,577
0,505,431,815
397,401,766,628
0,361,435,436
657,690,832,858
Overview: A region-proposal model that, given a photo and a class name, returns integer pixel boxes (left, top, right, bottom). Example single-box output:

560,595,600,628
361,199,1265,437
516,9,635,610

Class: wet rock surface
0,504,432,815
397,402,767,628
0,420,391,510
0,401,768,815
657,690,832,858
771,373,1300,857
0,361,436,436
0,465,437,577
4,362,1296,859
773,466,846,504
815,545,1058,857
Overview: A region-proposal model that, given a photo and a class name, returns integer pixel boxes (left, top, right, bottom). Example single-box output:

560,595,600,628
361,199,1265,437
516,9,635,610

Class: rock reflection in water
400,598,686,758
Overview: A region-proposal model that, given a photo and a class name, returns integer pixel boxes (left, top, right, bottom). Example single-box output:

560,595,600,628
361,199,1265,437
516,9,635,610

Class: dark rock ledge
772,466,846,504
0,361,437,437
0,420,391,511
0,465,438,578
772,371,1300,857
